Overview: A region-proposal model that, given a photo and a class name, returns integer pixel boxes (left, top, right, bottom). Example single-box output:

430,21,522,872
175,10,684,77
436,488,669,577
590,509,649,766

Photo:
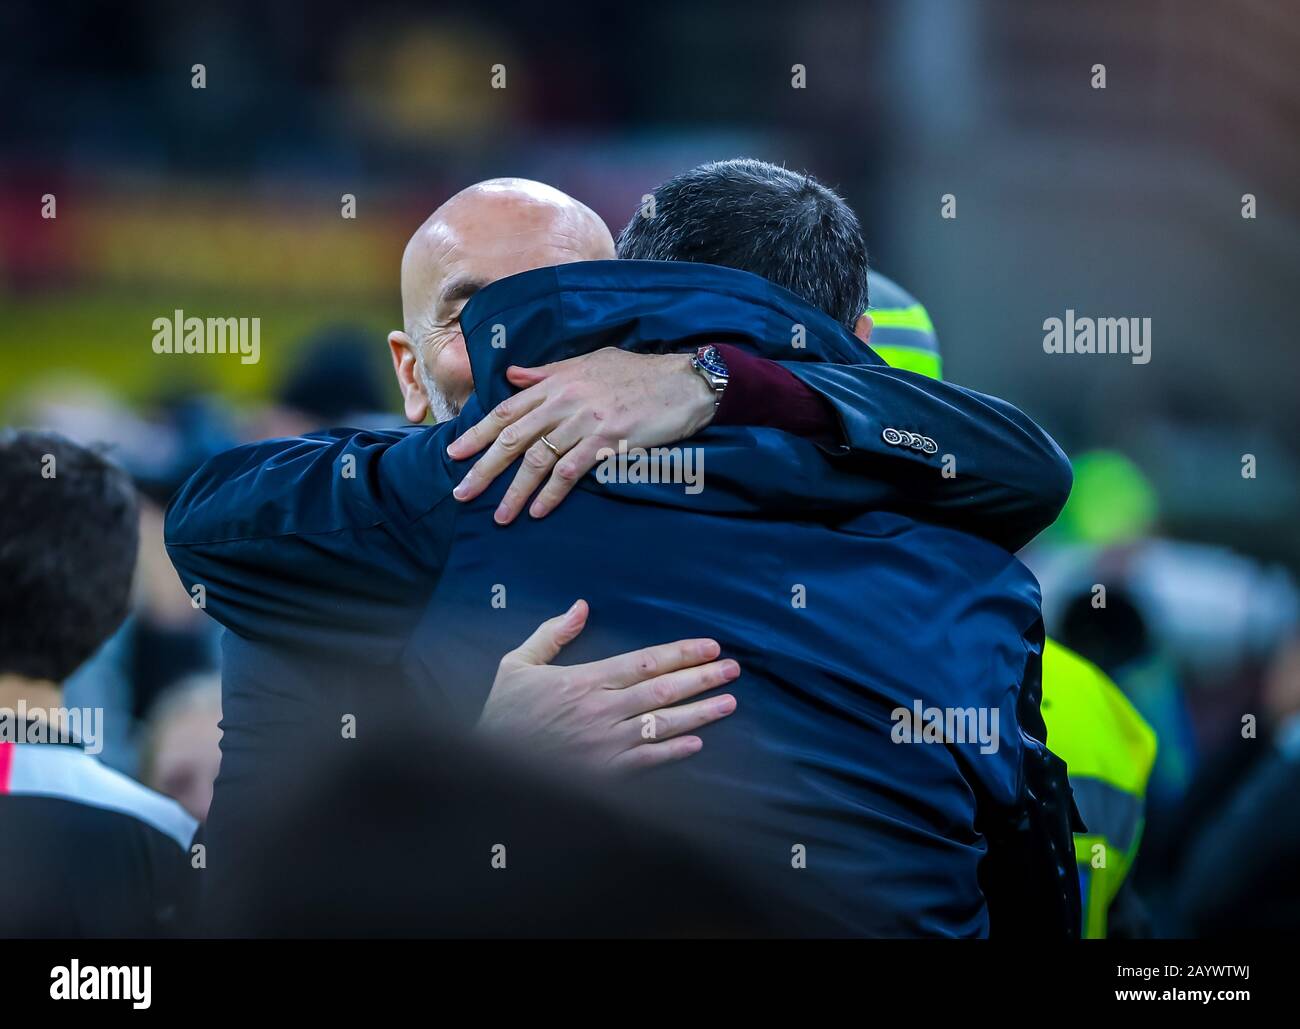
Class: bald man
390,179,616,424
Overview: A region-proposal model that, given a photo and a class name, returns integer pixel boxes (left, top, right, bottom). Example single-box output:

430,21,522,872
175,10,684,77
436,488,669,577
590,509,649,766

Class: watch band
691,345,730,407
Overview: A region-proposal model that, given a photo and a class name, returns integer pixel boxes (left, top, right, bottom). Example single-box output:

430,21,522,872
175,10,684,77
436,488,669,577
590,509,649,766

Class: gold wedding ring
539,434,563,457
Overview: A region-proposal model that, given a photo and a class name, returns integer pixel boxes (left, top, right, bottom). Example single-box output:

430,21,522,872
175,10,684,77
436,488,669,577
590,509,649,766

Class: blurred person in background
1025,449,1298,934
1030,451,1298,791
248,324,389,440
26,337,388,791
12,384,237,774
139,675,223,823
1040,639,1157,939
61,395,232,774
1056,579,1192,813
1029,454,1199,812
1157,633,1300,936
0,430,196,937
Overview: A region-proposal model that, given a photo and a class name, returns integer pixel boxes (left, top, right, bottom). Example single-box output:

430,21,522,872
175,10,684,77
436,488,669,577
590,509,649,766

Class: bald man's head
389,178,614,423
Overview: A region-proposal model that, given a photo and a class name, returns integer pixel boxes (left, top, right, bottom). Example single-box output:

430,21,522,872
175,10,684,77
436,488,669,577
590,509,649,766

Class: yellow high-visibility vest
1041,639,1158,938
866,274,943,381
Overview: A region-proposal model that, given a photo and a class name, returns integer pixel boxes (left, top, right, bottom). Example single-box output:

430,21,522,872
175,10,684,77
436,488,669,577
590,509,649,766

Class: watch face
697,345,729,378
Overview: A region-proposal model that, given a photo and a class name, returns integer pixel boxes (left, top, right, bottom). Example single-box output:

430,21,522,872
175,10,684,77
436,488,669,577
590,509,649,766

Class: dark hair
616,158,869,328
214,709,827,937
0,430,139,682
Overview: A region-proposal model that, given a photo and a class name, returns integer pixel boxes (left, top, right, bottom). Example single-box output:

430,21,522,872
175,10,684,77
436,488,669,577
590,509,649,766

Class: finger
527,436,608,520
570,638,721,691
447,386,544,461
493,419,584,525
506,364,553,388
612,658,740,719
504,600,589,667
513,353,582,377
606,735,703,774
616,693,737,748
454,404,560,502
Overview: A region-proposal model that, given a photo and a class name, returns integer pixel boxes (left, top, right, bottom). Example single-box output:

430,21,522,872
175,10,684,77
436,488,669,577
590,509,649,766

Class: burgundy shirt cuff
710,343,841,447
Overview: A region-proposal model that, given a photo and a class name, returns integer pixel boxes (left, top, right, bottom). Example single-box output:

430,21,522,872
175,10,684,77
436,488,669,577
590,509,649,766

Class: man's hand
447,347,716,524
478,599,739,773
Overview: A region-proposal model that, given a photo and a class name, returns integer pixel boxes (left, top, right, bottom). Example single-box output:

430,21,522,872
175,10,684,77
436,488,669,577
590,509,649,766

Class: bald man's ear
389,330,430,423
853,313,874,346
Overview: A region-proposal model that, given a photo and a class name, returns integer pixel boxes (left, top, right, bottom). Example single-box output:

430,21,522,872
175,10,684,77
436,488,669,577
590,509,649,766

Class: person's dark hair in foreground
0,430,196,938
0,430,138,682
212,711,816,938
616,157,870,329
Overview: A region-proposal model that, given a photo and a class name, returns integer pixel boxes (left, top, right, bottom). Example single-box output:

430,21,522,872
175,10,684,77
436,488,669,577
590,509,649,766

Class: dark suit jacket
167,261,1072,936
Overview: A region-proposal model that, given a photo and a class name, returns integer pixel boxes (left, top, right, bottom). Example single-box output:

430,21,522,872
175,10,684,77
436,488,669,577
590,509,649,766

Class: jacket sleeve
164,426,458,661
779,361,1073,551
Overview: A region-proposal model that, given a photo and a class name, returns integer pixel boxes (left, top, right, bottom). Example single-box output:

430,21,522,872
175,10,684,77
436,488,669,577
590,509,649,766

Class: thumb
508,599,589,666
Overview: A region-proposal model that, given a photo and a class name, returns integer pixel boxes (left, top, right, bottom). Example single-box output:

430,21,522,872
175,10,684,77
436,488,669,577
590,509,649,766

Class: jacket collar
460,260,879,414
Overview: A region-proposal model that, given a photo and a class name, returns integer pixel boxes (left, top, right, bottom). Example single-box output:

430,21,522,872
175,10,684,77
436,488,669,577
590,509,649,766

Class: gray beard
416,360,462,424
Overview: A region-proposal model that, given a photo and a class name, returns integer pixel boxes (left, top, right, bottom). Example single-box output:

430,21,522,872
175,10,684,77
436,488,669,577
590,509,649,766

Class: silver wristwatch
690,344,730,407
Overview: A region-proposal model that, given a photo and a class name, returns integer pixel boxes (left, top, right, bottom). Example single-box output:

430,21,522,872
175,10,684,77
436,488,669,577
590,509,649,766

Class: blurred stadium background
2,0,1298,935
4,1,1297,554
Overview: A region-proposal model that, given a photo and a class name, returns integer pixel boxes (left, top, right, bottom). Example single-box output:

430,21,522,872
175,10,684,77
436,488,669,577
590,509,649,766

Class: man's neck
0,674,63,714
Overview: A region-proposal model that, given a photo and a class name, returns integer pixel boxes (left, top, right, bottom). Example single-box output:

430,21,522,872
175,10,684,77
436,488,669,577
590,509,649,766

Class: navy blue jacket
167,261,1068,936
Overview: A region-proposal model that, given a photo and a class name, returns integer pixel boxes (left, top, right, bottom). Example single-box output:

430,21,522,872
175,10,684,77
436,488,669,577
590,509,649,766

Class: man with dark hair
616,157,869,329
0,430,197,937
0,431,140,683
